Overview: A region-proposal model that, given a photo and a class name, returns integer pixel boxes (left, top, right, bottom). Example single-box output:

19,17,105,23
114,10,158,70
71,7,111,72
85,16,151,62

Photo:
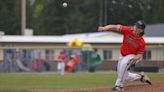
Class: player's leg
61,62,65,75
117,56,122,75
58,62,64,75
114,55,135,87
126,72,152,85
57,62,61,74
114,55,122,86
125,72,142,81
112,56,124,91
59,62,62,75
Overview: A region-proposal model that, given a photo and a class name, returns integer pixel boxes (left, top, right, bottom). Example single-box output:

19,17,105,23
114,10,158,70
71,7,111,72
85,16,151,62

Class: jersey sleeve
119,25,131,35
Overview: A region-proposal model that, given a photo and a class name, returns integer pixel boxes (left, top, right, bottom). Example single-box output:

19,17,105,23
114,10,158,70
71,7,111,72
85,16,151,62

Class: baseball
62,2,68,7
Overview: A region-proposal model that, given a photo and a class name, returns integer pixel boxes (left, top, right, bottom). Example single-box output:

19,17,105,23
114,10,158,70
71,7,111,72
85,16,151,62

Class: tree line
0,0,164,35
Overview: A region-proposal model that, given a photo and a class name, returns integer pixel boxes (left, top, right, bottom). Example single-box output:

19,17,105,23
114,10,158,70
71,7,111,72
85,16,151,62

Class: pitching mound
31,82,164,92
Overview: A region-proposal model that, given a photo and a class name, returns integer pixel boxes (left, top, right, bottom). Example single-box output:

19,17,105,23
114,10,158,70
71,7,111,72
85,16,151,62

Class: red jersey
119,26,145,56
58,54,66,62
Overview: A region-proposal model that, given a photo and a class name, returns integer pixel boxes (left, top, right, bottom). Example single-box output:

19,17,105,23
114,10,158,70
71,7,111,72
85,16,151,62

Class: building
0,31,164,71
0,33,164,61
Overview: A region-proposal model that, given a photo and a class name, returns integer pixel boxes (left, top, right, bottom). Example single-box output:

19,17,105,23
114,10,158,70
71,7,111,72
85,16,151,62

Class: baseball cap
135,20,146,30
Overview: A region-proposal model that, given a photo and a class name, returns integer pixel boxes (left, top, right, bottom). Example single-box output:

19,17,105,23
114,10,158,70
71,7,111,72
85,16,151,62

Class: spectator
57,51,66,75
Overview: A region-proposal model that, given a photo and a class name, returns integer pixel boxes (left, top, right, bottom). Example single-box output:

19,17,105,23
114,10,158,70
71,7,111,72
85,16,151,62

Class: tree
0,0,163,35
106,0,143,25
30,0,100,35
27,0,164,35
142,0,164,24
0,0,20,35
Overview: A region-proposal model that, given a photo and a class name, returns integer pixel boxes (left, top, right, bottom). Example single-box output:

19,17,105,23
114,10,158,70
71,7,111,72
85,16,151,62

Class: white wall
112,49,120,60
150,48,164,61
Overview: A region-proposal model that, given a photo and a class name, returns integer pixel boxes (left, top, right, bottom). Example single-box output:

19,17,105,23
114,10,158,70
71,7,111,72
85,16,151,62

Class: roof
0,35,164,44
63,32,122,38
145,24,164,37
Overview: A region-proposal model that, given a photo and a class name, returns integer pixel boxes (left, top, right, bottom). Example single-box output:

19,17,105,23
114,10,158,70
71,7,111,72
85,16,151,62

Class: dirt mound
31,82,164,92
124,82,164,92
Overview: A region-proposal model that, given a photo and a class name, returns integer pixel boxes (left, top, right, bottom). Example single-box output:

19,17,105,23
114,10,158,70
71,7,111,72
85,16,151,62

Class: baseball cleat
112,86,124,91
140,72,152,85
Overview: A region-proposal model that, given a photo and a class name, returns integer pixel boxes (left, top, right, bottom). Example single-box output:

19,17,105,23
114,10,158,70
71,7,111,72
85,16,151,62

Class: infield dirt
31,82,164,92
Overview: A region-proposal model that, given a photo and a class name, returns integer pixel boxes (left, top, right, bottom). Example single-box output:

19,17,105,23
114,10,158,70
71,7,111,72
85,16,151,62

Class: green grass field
0,72,164,92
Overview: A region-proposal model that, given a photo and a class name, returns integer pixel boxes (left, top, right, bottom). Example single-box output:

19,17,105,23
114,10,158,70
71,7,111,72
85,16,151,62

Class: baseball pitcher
98,20,151,91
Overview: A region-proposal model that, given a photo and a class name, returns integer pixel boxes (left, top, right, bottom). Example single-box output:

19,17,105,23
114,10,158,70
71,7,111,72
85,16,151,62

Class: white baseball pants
115,54,141,87
57,62,65,75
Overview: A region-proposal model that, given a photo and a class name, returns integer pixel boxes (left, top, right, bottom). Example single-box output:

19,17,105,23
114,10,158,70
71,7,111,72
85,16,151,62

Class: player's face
133,27,144,37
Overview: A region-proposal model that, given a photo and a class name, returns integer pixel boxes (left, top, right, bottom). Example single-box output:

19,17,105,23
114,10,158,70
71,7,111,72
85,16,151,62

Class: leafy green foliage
28,0,164,35
0,0,20,35
0,0,164,35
